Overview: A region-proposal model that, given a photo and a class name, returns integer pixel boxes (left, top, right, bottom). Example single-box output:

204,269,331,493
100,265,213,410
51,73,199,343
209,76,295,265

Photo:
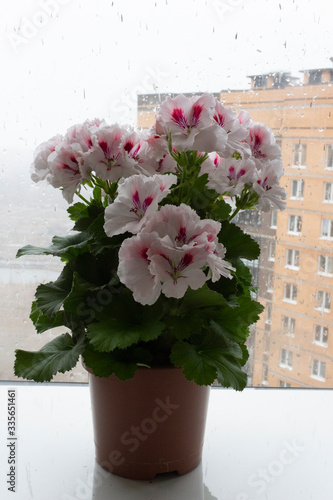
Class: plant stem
75,191,90,205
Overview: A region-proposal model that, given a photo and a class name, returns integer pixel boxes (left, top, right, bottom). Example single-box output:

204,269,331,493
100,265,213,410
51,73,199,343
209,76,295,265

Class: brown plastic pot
85,365,210,480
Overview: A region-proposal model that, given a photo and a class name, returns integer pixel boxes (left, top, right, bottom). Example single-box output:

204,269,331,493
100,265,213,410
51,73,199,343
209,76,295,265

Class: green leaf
178,284,226,313
163,312,202,340
208,198,232,221
213,296,264,343
16,232,91,259
82,344,152,380
86,291,165,352
14,333,85,382
171,329,247,390
30,301,64,333
171,341,217,385
67,202,88,223
218,221,260,261
34,264,74,317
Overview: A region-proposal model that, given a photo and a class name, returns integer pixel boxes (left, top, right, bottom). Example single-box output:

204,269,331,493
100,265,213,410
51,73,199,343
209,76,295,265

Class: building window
313,325,328,347
279,380,291,388
270,210,278,228
236,209,262,226
290,179,304,199
318,255,333,276
321,219,333,239
292,143,307,168
288,214,302,234
268,241,276,261
325,144,333,170
282,315,296,335
265,304,272,324
283,283,298,303
286,249,300,269
253,75,268,88
262,364,268,384
308,70,322,85
323,182,333,202
267,274,274,293
316,290,331,312
311,359,326,381
280,348,293,369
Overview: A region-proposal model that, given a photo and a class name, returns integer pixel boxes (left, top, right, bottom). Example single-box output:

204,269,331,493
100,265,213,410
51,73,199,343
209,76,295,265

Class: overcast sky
1,0,333,155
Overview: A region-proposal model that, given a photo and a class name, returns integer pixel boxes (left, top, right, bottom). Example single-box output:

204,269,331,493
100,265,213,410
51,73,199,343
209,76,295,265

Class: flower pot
86,366,210,480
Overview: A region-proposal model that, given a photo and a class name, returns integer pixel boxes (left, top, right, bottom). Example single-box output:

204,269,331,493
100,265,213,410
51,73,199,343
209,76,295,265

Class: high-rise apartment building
137,65,333,388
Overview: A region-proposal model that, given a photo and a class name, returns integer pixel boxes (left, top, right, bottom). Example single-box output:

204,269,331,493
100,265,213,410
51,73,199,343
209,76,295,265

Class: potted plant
14,93,286,479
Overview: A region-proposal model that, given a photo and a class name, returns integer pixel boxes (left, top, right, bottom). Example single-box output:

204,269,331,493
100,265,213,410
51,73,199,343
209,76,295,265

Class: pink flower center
130,190,154,219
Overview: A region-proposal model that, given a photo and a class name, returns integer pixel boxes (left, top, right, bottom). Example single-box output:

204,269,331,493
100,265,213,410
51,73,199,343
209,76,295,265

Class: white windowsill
285,265,300,270
312,341,328,348
1,382,332,499
279,363,293,370
283,298,297,304
310,374,326,382
315,307,331,313
288,231,302,236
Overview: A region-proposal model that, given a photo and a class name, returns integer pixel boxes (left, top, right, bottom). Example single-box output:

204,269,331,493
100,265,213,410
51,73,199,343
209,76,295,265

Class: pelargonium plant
14,93,286,390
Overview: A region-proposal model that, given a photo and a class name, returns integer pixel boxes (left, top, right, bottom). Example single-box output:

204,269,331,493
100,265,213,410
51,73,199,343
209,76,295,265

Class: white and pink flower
31,134,63,183
252,161,287,211
148,244,209,299
80,125,126,182
103,174,177,237
155,93,227,153
206,157,256,197
213,100,250,157
117,232,162,306
47,143,84,203
247,122,281,161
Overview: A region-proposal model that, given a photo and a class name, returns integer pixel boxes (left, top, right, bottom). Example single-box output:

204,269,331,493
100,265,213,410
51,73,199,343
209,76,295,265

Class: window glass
1,0,333,388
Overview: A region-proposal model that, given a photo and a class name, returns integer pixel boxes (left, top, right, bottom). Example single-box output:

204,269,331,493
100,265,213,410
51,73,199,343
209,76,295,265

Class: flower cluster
30,93,286,305
32,92,286,211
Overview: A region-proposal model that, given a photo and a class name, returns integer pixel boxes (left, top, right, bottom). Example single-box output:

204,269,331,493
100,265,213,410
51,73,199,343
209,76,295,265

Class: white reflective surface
0,383,331,500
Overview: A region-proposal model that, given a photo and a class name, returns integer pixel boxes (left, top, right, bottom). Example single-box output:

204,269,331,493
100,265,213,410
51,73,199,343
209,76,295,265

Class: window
286,249,300,269
280,349,293,369
236,209,262,226
313,325,328,346
282,315,296,335
270,210,278,228
268,241,276,261
323,182,333,202
265,304,272,324
325,144,333,169
321,219,333,240
284,283,297,303
262,364,268,384
290,179,304,199
279,380,291,388
316,291,331,312
311,359,326,381
267,274,274,293
288,214,302,234
318,255,333,276
292,143,307,168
